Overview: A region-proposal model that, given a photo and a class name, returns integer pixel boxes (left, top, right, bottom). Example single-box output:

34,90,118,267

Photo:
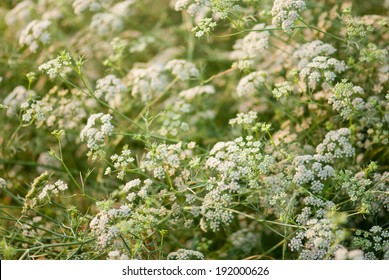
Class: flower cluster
3,86,35,117
293,155,335,193
178,85,215,100
39,51,73,80
352,226,389,260
299,56,347,87
272,0,306,32
230,24,269,69
80,113,114,159
315,128,355,162
272,81,294,99
20,99,52,126
141,141,195,184
90,12,123,36
165,59,200,81
95,74,127,107
328,80,365,119
73,0,107,15
19,19,52,53
229,111,258,127
126,65,167,102
236,71,267,97
167,249,204,260
105,145,135,180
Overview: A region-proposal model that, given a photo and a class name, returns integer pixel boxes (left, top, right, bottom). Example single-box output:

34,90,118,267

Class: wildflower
192,18,217,37
293,40,337,69
299,56,346,87
272,0,306,32
3,86,35,117
126,65,168,102
328,80,365,119
80,113,114,159
179,85,215,100
293,155,335,193
4,1,33,26
39,51,73,80
72,0,106,15
230,24,269,69
229,111,257,127
19,19,51,52
95,75,127,107
165,59,200,80
107,145,135,180
167,249,204,260
90,13,123,36
316,128,355,161
272,81,294,99
236,71,267,97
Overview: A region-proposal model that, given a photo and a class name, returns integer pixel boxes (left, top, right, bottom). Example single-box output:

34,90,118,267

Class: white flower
236,71,267,97
229,111,257,126
316,128,355,161
178,85,215,100
126,65,168,102
5,1,33,26
95,75,127,107
272,0,306,32
90,13,123,36
3,86,35,117
73,0,107,15
19,19,51,52
272,81,294,99
165,59,200,81
294,40,337,69
80,113,114,158
230,24,269,69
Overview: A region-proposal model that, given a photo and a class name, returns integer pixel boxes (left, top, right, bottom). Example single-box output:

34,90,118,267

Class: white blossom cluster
175,0,210,16
126,65,168,103
167,249,204,260
90,13,123,36
316,128,355,161
37,180,68,200
23,172,68,212
200,186,234,232
272,81,294,99
159,100,192,136
80,113,114,158
338,171,372,204
19,19,51,53
4,0,33,26
230,24,269,69
3,86,35,117
206,136,274,188
107,250,129,260
353,226,389,260
72,0,107,15
165,59,200,81
179,85,215,100
289,196,343,259
20,99,52,126
292,155,335,193
334,246,364,260
293,40,337,70
236,71,267,97
95,74,127,108
299,56,347,87
43,87,89,130
89,202,130,248
141,142,194,182
105,145,135,180
328,80,365,119
229,228,260,254
271,0,306,32
91,179,167,250
229,111,257,127
39,51,73,80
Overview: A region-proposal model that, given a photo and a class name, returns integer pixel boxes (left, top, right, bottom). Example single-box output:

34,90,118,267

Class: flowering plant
0,0,388,260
